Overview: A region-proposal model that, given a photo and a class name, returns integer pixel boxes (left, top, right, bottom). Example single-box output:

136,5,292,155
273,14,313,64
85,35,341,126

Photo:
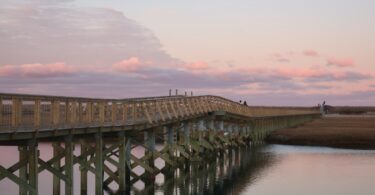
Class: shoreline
266,114,375,150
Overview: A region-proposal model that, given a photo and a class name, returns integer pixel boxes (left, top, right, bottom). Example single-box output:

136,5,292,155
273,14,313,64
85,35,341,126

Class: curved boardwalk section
0,93,320,195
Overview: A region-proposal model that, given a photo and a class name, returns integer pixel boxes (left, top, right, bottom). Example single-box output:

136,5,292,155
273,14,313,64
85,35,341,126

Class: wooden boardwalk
0,93,320,195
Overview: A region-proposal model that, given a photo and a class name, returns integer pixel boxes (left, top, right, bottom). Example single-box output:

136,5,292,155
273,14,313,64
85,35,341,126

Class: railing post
86,102,92,125
122,103,127,125
70,101,77,126
12,97,22,129
52,100,60,128
112,102,117,125
99,102,105,125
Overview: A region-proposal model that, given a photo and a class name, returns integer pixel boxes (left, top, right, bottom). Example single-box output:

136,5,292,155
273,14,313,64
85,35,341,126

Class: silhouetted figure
239,100,242,103
243,101,247,106
320,101,327,114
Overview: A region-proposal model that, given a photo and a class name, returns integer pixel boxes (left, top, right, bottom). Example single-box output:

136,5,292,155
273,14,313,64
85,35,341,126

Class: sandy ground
266,114,375,149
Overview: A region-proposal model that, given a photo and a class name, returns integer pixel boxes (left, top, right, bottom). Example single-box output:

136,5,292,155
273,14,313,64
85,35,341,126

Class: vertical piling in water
18,146,27,195
95,132,103,195
80,140,87,195
65,135,74,195
28,140,38,195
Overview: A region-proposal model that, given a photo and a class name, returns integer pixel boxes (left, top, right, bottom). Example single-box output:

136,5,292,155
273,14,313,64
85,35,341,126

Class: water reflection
115,145,275,195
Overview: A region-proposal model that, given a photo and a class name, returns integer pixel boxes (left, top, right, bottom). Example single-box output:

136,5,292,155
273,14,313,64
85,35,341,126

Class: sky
0,0,374,106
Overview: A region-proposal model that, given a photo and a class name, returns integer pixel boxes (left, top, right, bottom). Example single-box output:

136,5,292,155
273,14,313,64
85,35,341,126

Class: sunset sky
1,0,374,105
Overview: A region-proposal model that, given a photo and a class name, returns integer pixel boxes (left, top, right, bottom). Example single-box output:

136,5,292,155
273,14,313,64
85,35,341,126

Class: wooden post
144,130,155,181
99,102,105,125
118,131,131,193
132,102,136,124
65,135,74,195
18,146,27,195
28,140,38,195
12,98,21,129
52,100,60,128
111,102,117,125
95,132,103,195
70,101,77,126
86,102,92,125
53,143,61,195
80,140,88,195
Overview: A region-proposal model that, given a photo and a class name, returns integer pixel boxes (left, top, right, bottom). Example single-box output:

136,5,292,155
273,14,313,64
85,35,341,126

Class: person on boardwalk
243,101,248,106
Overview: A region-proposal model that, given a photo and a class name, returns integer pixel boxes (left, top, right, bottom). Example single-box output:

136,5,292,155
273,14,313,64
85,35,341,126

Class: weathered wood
18,146,27,195
53,143,61,195
65,135,74,195
11,98,21,128
28,141,38,195
0,165,35,193
80,140,88,195
95,132,103,195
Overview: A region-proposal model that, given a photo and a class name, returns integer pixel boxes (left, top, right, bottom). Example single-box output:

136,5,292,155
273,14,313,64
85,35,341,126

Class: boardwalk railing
0,93,319,132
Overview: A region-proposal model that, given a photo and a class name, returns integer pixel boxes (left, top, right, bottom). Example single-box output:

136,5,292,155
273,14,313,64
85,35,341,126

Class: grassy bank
266,114,375,150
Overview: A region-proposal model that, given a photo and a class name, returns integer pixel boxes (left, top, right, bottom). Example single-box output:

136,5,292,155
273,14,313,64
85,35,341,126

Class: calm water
1,144,375,194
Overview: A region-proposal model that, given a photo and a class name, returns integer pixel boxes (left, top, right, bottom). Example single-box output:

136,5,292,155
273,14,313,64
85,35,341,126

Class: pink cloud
112,57,141,72
184,61,209,70
0,63,76,77
303,50,319,57
20,63,76,77
0,65,18,76
327,57,355,67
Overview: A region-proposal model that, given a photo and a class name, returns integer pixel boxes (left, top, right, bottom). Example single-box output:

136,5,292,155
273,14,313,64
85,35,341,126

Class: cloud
0,62,76,78
0,65,18,76
21,63,76,77
0,1,179,68
303,50,319,57
112,57,141,72
184,61,209,70
327,57,355,67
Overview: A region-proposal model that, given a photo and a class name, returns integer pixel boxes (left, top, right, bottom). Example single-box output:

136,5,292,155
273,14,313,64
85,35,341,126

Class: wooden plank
38,158,68,182
143,103,153,124
0,158,28,181
168,101,178,119
153,151,175,166
0,166,35,193
103,164,119,183
80,141,88,195
11,98,21,129
162,101,172,120
174,145,189,159
52,100,60,127
111,102,117,125
38,150,65,173
130,154,154,174
155,102,165,122
19,146,27,195
104,155,119,167
86,102,92,125
95,132,103,195
65,136,74,195
28,143,38,195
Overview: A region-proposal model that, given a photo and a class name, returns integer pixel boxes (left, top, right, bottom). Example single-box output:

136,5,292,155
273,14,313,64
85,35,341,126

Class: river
1,144,375,194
